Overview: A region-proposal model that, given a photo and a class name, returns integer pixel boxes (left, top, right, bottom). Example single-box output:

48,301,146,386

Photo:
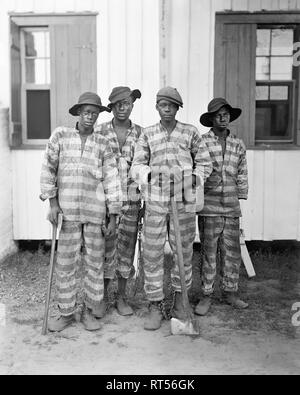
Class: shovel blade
170,317,200,336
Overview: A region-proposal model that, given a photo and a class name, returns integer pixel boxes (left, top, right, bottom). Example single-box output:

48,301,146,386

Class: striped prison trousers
143,204,195,302
198,216,241,295
104,205,140,280
56,221,105,316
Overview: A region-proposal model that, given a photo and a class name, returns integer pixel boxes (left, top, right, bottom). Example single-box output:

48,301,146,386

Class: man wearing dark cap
195,98,249,316
95,86,142,317
131,87,212,330
40,92,121,332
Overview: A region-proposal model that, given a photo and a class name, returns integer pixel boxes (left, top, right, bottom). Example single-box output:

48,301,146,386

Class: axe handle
42,221,58,335
170,198,190,315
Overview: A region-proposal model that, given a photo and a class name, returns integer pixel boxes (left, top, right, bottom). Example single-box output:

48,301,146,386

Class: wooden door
214,19,256,146
50,19,97,129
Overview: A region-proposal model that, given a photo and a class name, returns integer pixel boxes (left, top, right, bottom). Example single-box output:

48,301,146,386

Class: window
21,28,51,143
255,26,295,143
214,13,300,148
10,13,97,148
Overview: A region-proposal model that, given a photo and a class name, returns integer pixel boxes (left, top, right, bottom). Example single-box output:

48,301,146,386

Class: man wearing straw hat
40,92,121,332
195,98,249,316
95,86,143,317
131,87,212,330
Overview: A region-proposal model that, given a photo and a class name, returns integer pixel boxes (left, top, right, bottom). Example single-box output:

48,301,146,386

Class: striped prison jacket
199,129,248,217
40,126,121,223
131,121,212,214
95,120,142,205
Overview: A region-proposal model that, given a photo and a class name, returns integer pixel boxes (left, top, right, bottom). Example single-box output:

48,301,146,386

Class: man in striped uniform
131,87,212,330
40,92,121,332
95,86,143,317
195,98,249,316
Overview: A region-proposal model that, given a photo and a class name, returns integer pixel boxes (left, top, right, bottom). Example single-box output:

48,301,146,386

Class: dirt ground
0,242,300,375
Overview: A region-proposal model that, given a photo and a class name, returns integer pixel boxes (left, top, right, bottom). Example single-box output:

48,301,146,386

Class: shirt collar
159,120,178,133
75,122,95,135
209,128,232,139
111,118,133,131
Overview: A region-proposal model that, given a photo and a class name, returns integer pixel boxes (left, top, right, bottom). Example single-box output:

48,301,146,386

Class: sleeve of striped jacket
192,130,213,185
102,138,122,215
40,128,60,201
237,140,248,200
130,131,151,186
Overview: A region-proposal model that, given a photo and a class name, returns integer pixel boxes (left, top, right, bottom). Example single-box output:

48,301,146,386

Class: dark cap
156,86,183,107
107,86,141,109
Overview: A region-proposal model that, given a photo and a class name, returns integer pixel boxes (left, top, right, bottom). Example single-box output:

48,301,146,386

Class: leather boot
223,293,249,309
81,308,102,331
48,314,76,332
144,302,163,331
92,300,107,319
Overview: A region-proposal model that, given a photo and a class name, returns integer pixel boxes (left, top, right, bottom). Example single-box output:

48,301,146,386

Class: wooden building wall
161,0,300,241
0,108,16,259
0,0,160,240
0,0,299,241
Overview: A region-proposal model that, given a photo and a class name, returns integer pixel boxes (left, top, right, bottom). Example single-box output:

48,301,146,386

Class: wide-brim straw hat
107,86,141,109
69,92,110,116
200,97,242,127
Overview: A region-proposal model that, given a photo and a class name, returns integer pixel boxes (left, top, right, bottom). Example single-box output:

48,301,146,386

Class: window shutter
10,19,22,147
50,19,97,129
214,21,256,147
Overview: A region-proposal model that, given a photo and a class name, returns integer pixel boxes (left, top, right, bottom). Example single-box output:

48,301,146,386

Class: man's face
78,104,100,128
211,106,230,130
156,100,179,122
112,97,133,122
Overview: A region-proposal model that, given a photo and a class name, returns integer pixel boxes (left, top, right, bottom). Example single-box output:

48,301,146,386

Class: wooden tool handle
42,221,58,335
170,198,190,316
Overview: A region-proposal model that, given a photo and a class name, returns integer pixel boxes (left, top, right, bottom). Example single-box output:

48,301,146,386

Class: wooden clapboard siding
0,108,16,259
140,0,160,126
125,0,143,123
2,0,160,128
241,150,300,240
95,0,159,127
1,0,300,242
160,0,213,125
12,149,51,240
107,0,127,85
161,0,300,241
1,0,160,240
11,147,300,241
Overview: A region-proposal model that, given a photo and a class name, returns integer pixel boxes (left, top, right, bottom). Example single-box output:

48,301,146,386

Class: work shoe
223,293,249,309
81,309,102,331
116,295,134,316
48,314,76,332
144,302,163,331
194,296,212,316
172,292,189,321
92,300,107,319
